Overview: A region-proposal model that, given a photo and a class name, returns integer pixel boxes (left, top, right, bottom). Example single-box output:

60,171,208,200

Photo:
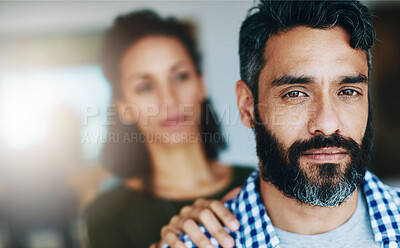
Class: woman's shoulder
84,184,144,221
83,185,160,248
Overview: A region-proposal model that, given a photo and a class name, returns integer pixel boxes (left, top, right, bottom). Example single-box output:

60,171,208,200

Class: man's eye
339,89,360,96
283,91,307,98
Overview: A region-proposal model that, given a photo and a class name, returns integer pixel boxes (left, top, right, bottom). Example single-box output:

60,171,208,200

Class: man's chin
299,159,350,184
287,163,360,207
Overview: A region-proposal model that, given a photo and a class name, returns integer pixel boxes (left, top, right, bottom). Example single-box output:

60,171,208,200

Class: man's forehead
264,26,352,58
260,26,369,87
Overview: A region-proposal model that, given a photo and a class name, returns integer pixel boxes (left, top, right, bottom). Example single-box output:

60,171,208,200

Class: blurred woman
84,10,251,248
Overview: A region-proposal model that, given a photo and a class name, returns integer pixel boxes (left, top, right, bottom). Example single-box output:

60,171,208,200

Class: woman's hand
159,187,241,248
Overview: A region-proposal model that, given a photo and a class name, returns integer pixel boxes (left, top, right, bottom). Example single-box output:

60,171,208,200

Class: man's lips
301,147,349,162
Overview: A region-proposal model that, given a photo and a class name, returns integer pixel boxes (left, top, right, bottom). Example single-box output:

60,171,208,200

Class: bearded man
163,1,400,247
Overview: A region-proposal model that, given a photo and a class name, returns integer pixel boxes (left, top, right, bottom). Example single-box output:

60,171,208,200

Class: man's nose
307,97,343,136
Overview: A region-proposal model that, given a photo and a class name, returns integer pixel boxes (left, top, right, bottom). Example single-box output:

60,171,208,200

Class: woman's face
119,35,206,144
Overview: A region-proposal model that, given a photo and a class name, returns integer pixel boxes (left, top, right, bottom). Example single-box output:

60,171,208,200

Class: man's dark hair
239,0,375,103
100,10,226,191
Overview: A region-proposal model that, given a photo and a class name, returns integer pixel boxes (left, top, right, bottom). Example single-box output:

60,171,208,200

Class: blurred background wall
368,1,400,179
0,0,258,166
0,1,398,247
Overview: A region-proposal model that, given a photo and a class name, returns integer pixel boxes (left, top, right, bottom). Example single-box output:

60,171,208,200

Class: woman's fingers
162,229,186,248
162,214,213,248
194,199,239,232
180,218,214,248
161,216,186,248
209,200,239,232
160,199,239,248
194,208,234,248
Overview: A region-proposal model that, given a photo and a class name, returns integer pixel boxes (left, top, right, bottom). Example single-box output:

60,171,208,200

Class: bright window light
0,65,111,161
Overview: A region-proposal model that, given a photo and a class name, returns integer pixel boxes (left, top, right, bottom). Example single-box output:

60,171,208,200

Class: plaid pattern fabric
173,170,400,248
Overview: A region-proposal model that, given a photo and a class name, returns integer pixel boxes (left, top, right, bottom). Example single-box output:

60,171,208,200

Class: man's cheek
343,114,367,145
272,105,309,127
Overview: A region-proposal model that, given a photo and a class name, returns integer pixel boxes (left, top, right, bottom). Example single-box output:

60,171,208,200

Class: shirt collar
231,170,400,247
363,170,400,244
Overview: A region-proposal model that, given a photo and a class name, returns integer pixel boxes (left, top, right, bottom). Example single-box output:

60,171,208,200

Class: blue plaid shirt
175,170,400,248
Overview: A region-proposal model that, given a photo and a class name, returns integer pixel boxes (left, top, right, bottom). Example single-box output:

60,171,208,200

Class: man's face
241,26,370,206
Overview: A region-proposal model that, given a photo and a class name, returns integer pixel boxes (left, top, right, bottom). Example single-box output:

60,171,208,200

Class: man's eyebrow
339,74,368,84
271,75,313,87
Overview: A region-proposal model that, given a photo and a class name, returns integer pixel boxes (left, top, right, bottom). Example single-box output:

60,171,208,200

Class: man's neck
259,175,359,235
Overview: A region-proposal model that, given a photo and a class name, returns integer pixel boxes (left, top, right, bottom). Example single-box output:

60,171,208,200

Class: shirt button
389,241,398,248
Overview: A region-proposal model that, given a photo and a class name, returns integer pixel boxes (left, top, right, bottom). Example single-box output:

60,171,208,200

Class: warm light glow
0,66,111,160
0,73,58,150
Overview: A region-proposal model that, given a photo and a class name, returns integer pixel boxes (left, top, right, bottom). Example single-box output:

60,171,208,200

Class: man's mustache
288,133,361,160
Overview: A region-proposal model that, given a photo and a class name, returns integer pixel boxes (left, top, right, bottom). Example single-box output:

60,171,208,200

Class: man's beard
254,107,373,207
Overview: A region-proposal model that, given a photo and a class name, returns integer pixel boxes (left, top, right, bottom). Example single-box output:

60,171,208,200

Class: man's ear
235,80,255,128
